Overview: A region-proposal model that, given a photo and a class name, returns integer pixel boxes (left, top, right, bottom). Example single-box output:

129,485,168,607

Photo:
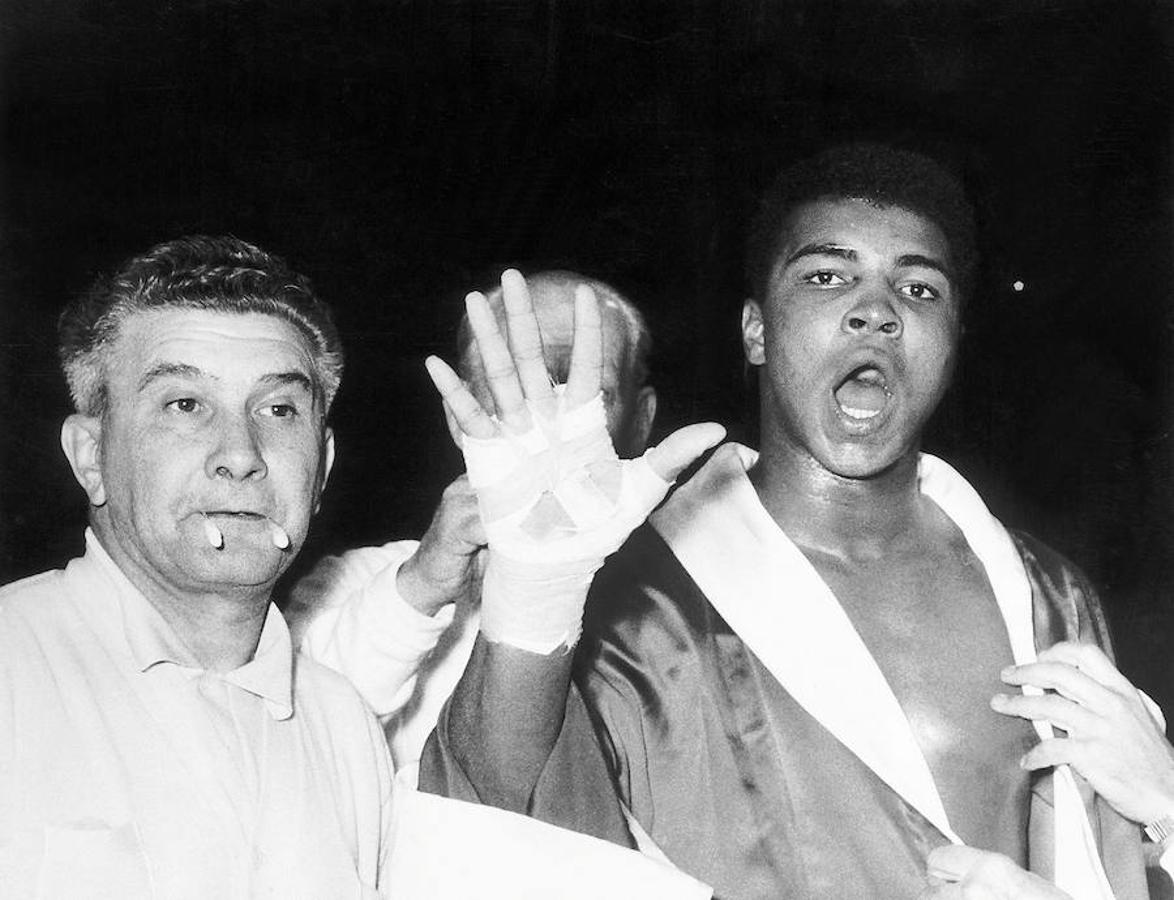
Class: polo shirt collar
83,528,295,720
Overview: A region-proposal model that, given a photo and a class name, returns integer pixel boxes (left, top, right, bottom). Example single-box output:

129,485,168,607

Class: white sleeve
291,541,455,717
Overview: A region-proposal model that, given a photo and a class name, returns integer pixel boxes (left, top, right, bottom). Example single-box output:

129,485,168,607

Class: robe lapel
652,445,1114,899
652,445,959,842
916,457,1115,899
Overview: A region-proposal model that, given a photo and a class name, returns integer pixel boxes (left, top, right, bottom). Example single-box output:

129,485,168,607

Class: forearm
445,633,576,812
296,543,449,716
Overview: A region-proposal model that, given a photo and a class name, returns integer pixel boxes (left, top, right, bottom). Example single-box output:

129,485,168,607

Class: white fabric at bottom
0,530,395,899
385,787,711,899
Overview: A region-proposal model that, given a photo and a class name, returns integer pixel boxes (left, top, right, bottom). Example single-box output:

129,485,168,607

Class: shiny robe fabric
422,525,1147,900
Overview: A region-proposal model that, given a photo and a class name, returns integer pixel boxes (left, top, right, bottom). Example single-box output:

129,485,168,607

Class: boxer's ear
741,299,766,366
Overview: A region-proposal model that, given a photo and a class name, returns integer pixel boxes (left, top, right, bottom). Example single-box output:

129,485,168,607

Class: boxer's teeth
841,405,881,420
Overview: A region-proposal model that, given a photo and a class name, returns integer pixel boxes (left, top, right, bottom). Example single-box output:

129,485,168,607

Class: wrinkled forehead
777,198,954,274
105,308,318,393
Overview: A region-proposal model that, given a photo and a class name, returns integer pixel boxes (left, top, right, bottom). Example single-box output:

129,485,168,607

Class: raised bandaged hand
425,269,724,653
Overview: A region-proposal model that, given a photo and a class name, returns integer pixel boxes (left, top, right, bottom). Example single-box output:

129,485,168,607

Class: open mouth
833,365,891,420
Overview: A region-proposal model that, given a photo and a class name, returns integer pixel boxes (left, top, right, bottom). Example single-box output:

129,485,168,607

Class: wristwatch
1143,813,1174,845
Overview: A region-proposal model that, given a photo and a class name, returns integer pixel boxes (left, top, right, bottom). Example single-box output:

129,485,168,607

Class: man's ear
322,426,336,485
630,385,658,455
741,299,766,366
61,414,106,507
313,427,336,514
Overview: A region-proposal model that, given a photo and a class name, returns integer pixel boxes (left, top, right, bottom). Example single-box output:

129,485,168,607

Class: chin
183,549,288,592
817,440,916,481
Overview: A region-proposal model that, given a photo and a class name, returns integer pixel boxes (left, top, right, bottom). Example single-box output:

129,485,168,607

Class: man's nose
842,288,903,338
206,415,268,481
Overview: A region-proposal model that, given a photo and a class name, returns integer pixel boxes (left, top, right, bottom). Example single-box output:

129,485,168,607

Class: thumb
643,423,726,482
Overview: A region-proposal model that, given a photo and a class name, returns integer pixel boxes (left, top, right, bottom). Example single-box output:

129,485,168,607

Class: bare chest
808,540,1036,856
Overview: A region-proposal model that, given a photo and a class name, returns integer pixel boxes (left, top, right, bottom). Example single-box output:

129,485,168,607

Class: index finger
1000,660,1109,709
424,355,498,440
465,290,531,431
564,283,604,407
1036,642,1136,696
500,269,556,413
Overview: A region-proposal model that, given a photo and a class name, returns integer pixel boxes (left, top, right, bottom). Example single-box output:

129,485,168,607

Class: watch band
1144,814,1174,844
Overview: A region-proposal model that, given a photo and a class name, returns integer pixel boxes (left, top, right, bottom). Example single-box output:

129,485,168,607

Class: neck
146,589,270,672
92,522,272,672
749,442,926,561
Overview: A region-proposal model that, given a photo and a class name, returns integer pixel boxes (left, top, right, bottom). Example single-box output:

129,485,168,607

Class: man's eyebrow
783,243,856,267
896,253,953,280
259,371,315,393
782,246,954,280
138,362,205,392
137,366,314,394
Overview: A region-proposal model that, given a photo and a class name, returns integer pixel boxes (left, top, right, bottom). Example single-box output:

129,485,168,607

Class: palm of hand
425,270,722,565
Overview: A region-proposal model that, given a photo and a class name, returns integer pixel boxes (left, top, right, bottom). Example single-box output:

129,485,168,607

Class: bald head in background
456,271,657,458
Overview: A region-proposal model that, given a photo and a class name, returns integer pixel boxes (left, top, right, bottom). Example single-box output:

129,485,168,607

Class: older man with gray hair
290,268,657,778
0,235,396,896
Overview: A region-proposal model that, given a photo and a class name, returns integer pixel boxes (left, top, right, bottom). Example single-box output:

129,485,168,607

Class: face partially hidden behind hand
395,271,661,621
62,308,335,604
458,273,657,459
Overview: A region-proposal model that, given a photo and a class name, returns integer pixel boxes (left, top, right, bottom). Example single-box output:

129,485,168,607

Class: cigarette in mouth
202,516,225,550
269,520,291,551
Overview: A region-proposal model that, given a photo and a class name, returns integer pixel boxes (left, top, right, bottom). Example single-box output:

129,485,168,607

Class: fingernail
1000,665,1015,680
991,693,1007,709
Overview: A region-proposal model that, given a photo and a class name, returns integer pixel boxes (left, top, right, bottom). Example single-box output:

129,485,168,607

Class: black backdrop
2,0,1171,711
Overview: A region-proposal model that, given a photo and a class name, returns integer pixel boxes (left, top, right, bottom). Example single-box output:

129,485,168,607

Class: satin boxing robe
422,446,1147,900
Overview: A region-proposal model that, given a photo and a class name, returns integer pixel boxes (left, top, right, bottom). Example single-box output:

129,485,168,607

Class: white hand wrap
461,392,670,654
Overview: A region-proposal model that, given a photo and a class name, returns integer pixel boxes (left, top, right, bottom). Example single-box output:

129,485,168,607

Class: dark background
2,1,1171,710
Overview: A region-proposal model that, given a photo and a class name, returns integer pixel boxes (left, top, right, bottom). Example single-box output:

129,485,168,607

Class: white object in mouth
203,517,225,550
269,520,291,550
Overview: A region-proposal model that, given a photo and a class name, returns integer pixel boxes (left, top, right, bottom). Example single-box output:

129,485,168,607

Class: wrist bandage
461,392,670,653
